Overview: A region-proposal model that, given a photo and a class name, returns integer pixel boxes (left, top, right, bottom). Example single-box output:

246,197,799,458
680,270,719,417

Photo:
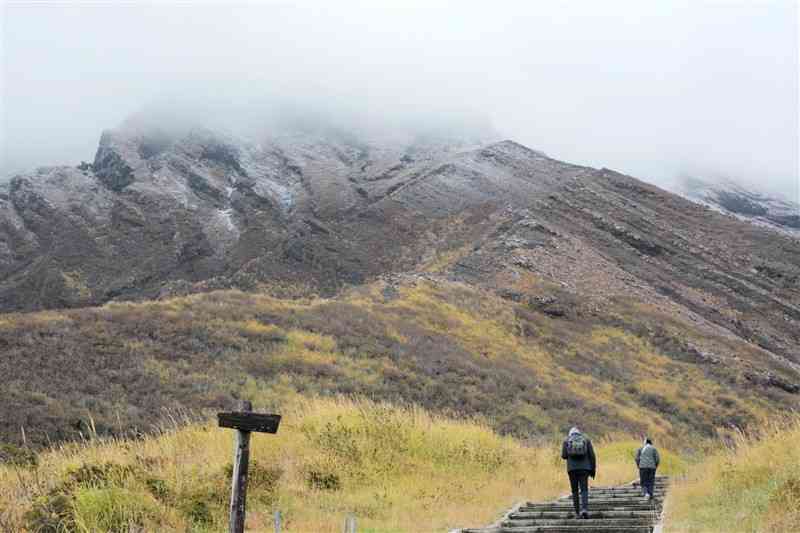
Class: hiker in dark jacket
561,427,596,519
635,437,660,500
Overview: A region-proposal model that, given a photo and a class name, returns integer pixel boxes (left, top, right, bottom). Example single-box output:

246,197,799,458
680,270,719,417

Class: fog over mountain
2,2,798,200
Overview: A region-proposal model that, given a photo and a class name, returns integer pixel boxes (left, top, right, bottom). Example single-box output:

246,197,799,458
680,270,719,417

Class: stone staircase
458,476,669,533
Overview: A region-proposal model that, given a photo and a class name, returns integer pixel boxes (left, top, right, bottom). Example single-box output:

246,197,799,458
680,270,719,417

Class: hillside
1,116,799,448
4,4,798,531
1,276,797,450
3,120,799,381
3,398,797,532
0,397,686,533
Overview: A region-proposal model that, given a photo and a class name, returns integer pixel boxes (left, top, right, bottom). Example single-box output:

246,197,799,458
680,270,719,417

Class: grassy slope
1,278,794,448
0,397,686,533
3,399,797,532
666,416,800,532
2,280,797,531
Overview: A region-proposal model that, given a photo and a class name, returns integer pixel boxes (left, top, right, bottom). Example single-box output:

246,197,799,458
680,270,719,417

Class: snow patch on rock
218,208,237,233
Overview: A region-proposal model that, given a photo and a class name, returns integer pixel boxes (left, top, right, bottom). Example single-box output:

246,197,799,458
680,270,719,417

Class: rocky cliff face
0,119,538,310
2,119,799,372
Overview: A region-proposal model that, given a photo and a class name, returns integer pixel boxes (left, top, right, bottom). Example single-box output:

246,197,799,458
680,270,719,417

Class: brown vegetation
1,277,795,450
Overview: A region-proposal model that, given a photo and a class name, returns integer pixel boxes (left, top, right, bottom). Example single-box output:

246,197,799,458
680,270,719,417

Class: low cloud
2,2,797,200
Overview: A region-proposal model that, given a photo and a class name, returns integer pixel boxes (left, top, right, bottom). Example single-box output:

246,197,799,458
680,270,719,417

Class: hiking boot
580,511,589,519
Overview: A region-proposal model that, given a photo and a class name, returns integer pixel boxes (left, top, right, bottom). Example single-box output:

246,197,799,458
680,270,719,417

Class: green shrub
179,495,213,526
248,460,283,493
769,476,800,510
0,443,38,467
306,469,341,491
172,480,227,527
72,487,159,533
23,493,75,533
144,477,170,502
63,461,139,489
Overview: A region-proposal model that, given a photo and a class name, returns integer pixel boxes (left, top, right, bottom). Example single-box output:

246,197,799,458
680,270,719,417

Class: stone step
523,500,662,507
555,497,663,501
577,490,665,496
560,494,661,500
553,497,663,503
532,498,662,508
503,519,654,528
589,483,669,491
566,486,667,491
570,490,665,496
460,478,668,533
517,508,660,515
526,497,663,506
462,528,653,533
511,511,660,520
557,493,663,497
499,526,653,533
560,487,667,497
581,490,664,493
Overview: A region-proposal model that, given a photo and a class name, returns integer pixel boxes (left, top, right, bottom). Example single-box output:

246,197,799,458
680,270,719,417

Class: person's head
644,437,652,445
569,427,581,436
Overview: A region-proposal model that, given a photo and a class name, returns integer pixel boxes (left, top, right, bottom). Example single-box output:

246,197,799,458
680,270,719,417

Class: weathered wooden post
218,400,281,533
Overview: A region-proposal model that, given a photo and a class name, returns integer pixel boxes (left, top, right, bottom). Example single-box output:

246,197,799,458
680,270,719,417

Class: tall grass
666,415,800,532
0,396,684,532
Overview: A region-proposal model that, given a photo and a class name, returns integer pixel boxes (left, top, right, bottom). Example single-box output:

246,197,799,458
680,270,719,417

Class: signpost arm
229,400,252,533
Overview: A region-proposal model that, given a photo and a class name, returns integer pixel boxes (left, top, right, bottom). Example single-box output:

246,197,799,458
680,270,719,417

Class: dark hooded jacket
561,430,597,477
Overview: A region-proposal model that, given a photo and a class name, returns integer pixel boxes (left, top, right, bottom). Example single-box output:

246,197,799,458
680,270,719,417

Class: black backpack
566,434,587,457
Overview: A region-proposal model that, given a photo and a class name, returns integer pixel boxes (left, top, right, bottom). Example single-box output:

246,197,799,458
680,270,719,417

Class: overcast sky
2,1,798,200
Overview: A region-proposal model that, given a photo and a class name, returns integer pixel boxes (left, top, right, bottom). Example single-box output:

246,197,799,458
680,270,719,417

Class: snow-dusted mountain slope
680,176,799,237
2,116,800,371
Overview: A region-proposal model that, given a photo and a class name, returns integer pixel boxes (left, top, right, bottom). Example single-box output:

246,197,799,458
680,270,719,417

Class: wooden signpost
218,400,281,533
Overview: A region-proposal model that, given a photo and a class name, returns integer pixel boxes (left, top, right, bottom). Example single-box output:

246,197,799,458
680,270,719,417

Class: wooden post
218,401,281,533
229,400,252,533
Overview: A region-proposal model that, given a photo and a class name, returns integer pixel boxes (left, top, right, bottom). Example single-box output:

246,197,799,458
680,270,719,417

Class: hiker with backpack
561,427,597,519
635,437,660,500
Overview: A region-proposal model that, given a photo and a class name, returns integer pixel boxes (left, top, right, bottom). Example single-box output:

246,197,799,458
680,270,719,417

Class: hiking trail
456,476,669,533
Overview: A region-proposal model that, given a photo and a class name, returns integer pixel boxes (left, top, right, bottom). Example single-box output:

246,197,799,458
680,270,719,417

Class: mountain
1,116,799,447
679,175,799,236
1,116,499,309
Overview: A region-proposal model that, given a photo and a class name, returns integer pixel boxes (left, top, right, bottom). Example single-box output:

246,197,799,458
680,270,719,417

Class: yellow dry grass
0,396,685,533
665,415,800,533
